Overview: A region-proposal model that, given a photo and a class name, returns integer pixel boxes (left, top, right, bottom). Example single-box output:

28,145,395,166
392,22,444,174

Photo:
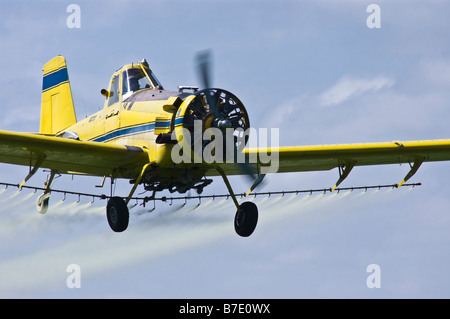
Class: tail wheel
106,196,129,232
36,193,50,214
234,201,258,237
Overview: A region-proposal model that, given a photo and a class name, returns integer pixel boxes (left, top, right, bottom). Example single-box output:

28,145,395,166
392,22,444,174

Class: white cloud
319,75,395,107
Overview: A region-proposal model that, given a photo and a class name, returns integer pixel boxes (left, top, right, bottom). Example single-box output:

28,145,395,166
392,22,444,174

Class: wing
208,139,450,187
0,130,149,179
249,139,450,172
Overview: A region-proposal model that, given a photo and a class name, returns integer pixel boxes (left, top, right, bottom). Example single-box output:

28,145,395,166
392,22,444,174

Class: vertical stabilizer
40,56,77,134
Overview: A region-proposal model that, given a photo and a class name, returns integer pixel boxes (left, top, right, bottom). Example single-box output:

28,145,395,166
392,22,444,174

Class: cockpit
103,59,165,107
122,63,163,100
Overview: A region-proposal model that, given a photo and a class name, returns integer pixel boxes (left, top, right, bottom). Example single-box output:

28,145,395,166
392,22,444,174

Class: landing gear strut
215,166,259,237
105,164,150,232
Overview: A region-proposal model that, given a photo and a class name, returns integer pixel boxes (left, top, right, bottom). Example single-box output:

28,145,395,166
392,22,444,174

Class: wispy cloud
319,75,395,106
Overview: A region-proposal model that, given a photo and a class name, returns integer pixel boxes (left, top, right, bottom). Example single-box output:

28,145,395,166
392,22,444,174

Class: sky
1,0,450,299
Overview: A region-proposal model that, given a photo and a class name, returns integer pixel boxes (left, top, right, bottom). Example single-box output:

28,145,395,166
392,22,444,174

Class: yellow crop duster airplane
1,53,450,237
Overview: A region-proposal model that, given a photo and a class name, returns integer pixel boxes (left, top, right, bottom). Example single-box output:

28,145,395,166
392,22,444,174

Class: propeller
196,49,213,90
195,50,222,121
194,50,261,192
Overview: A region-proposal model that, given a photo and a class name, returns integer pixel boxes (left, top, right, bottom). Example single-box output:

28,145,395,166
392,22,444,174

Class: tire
234,201,258,237
36,193,50,214
106,197,129,232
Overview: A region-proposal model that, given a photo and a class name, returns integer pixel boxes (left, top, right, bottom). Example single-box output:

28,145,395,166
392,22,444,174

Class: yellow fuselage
67,64,184,168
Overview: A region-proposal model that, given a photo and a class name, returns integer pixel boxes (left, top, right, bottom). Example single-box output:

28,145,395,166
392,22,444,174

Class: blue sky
1,0,450,298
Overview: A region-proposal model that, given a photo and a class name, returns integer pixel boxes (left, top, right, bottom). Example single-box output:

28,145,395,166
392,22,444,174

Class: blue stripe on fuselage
91,122,156,143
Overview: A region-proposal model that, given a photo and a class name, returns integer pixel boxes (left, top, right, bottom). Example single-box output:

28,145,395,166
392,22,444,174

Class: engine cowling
174,88,250,164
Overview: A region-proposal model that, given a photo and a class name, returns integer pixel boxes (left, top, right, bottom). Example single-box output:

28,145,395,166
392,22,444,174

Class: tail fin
40,56,77,135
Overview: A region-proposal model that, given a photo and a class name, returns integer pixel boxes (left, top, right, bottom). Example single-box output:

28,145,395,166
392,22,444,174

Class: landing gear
234,201,258,237
106,196,129,232
214,166,260,237
36,193,50,214
35,170,56,215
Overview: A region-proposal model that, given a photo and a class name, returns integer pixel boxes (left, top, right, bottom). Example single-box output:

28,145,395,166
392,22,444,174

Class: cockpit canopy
104,60,164,107
122,66,163,100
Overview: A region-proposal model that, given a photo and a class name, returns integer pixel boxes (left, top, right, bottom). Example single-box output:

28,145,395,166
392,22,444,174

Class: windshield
122,67,164,100
148,69,163,89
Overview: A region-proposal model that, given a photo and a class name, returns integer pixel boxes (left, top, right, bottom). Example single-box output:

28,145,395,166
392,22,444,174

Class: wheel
36,193,50,214
234,201,258,237
106,197,129,232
